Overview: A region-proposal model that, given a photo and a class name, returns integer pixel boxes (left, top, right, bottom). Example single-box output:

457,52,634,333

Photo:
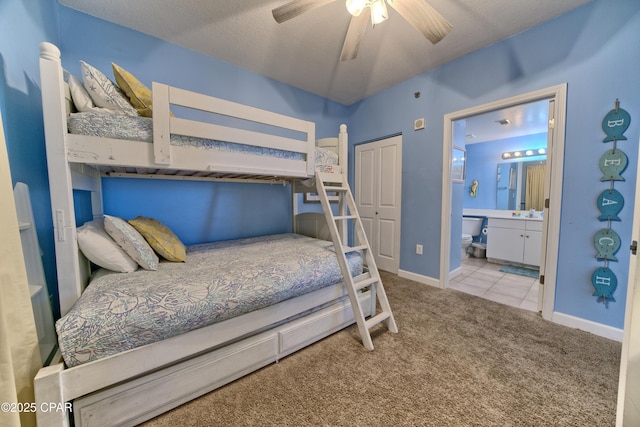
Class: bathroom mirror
496,159,546,210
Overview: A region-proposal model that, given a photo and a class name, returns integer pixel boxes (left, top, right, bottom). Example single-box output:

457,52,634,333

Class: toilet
462,217,484,258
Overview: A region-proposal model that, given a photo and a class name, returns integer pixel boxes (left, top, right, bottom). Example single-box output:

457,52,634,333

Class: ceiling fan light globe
346,0,366,16
370,0,388,25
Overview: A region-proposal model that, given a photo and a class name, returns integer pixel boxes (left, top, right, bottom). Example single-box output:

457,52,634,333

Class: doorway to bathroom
441,84,567,321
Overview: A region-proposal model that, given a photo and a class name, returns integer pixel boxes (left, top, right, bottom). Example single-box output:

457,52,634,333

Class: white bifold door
355,135,402,273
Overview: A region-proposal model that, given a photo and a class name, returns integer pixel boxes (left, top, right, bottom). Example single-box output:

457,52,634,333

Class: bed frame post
292,183,298,233
306,122,316,177
35,364,71,427
151,82,171,165
338,124,348,173
39,42,84,316
338,124,348,244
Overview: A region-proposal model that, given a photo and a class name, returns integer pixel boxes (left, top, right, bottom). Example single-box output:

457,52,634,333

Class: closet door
355,136,402,273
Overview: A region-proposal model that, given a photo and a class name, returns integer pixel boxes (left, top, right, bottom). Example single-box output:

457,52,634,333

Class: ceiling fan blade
340,9,370,61
272,0,337,24
387,0,452,44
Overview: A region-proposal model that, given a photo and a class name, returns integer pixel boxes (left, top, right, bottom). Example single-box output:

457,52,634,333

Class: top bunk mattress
56,233,362,367
67,112,339,170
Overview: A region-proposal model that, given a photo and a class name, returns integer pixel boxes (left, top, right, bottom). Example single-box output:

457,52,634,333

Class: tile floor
449,256,539,312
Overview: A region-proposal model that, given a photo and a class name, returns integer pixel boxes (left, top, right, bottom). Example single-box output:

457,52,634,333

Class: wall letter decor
592,99,631,305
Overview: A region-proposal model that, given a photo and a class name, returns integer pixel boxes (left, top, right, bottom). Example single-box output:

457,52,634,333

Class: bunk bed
35,42,371,427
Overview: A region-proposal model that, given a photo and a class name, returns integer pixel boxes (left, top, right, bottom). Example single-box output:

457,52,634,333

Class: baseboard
449,266,462,281
397,269,441,288
552,311,623,342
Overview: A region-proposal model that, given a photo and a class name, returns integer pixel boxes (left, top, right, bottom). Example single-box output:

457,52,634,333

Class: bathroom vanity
486,217,543,267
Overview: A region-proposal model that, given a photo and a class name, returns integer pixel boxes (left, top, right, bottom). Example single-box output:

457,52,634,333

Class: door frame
355,135,403,274
616,143,640,424
440,84,567,320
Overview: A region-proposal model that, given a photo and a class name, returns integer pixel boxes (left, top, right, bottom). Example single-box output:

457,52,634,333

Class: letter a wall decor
593,99,631,305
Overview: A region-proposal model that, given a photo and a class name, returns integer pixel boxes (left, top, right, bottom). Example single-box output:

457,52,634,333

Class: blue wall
101,179,293,245
347,0,640,329
0,0,60,315
2,0,640,332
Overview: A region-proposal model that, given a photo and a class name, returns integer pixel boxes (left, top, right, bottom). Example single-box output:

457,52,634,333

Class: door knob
631,240,638,255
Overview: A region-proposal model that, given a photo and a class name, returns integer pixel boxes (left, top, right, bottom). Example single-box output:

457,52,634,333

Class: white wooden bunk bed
35,42,395,427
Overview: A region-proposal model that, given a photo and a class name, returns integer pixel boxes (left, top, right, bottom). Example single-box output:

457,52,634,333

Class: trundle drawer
74,333,278,427
278,292,371,355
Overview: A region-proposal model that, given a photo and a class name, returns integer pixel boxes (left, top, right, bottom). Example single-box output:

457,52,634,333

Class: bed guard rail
151,83,316,176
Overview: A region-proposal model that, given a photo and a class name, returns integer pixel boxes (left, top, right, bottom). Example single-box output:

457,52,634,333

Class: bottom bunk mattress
56,233,362,367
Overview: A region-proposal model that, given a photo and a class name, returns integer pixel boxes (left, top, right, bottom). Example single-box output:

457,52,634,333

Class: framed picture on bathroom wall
452,146,466,183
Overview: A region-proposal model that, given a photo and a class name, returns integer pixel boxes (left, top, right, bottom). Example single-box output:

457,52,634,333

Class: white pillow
67,72,94,111
80,60,140,117
104,215,159,270
76,219,138,273
67,72,104,113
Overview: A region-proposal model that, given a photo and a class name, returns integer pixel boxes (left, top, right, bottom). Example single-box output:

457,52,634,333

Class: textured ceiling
58,0,591,105
464,99,550,145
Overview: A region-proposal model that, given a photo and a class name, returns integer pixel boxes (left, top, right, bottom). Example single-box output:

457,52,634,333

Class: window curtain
525,164,546,211
0,113,41,427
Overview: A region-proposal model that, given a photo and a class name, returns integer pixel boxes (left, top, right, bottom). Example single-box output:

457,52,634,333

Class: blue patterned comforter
67,112,339,169
56,234,362,367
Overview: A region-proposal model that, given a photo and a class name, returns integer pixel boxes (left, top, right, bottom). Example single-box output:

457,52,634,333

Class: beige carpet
143,272,621,426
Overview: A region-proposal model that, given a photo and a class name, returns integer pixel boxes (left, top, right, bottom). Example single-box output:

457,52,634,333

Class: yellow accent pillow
128,217,187,262
112,63,154,117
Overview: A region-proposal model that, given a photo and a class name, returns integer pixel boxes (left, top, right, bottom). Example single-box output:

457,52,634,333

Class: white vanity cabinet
486,218,542,267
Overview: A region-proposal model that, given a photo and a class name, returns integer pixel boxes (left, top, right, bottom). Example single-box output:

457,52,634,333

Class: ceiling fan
272,0,452,61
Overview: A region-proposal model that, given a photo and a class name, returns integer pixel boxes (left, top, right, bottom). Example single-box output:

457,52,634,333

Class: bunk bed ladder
315,172,398,350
